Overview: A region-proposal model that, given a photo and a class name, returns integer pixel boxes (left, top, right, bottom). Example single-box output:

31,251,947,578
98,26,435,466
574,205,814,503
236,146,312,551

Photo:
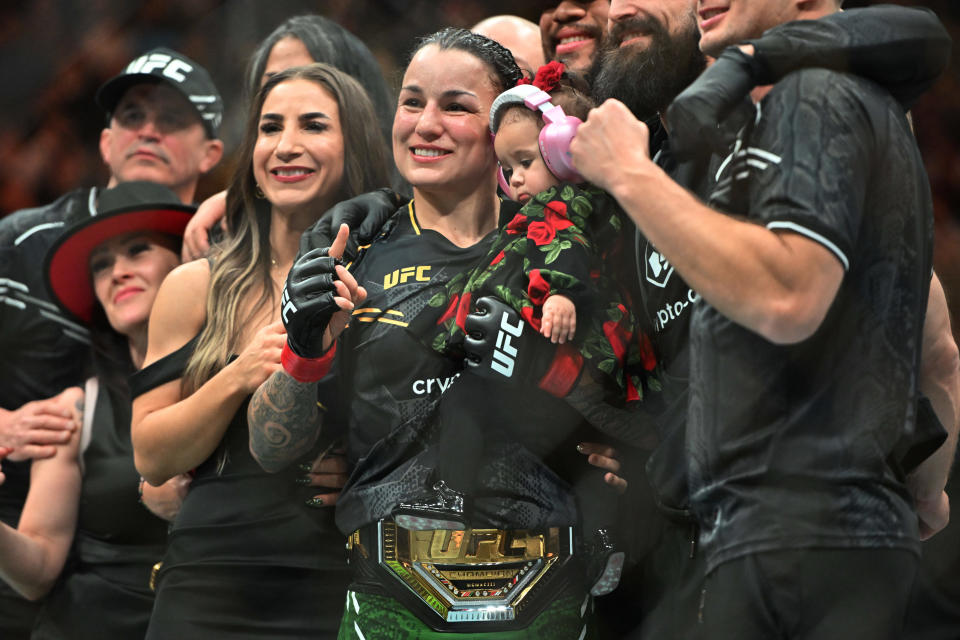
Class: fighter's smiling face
392,45,500,195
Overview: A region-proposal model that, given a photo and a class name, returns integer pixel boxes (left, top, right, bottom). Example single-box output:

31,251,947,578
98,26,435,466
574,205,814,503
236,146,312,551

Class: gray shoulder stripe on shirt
766,221,850,270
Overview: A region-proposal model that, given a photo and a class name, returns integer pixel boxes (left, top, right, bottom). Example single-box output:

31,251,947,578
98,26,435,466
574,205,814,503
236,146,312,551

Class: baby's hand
540,294,576,343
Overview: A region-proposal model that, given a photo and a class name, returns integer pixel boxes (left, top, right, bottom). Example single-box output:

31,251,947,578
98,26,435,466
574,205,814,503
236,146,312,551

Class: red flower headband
517,60,566,92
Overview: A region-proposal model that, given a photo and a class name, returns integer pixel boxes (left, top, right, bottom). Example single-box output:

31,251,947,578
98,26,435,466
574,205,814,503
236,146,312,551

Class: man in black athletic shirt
549,2,957,637
584,3,708,637
0,47,223,638
571,0,958,637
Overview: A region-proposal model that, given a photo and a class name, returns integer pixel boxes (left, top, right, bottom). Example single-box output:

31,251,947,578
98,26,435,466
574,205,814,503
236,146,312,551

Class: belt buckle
376,520,573,623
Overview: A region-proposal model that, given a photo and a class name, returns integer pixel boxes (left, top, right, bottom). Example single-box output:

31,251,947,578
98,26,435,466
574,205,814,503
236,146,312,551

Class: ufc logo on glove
491,312,524,378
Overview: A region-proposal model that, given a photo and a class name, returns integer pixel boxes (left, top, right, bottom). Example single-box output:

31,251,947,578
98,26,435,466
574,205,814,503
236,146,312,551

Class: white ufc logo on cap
125,53,193,83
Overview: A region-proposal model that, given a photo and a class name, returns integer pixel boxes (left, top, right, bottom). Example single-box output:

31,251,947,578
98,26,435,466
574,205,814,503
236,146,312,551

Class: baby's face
494,116,559,203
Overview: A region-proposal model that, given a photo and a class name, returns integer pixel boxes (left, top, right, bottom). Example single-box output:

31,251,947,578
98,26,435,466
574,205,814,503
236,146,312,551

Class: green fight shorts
337,590,595,640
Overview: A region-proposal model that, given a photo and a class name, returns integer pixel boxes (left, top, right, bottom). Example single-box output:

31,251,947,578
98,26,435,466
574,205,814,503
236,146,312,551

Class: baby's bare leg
541,294,577,343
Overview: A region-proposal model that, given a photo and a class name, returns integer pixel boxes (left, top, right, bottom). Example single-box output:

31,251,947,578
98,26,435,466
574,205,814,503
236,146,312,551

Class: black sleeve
751,5,951,109
745,71,875,271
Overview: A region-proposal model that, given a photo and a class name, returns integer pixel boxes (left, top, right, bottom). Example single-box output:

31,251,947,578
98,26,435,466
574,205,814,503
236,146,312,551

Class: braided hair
411,27,523,94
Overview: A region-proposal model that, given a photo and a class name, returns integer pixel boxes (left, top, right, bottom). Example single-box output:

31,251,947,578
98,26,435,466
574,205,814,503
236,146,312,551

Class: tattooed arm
248,370,325,473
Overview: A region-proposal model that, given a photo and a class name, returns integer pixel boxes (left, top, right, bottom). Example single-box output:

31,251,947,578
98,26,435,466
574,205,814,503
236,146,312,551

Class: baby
491,81,580,344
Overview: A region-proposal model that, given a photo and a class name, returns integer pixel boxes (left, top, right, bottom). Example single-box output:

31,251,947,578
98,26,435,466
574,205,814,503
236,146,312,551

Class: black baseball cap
96,47,223,138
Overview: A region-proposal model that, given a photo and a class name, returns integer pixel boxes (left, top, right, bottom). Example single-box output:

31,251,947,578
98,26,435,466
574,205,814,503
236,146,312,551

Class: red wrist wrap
281,341,337,383
537,343,583,398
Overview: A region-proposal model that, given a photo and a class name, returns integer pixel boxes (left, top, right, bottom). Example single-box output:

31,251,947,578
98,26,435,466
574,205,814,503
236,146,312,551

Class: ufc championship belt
348,520,584,631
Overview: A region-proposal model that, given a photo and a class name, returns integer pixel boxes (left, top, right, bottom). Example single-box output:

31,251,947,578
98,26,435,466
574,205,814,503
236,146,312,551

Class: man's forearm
611,161,842,344
248,370,323,473
911,274,960,499
754,5,951,109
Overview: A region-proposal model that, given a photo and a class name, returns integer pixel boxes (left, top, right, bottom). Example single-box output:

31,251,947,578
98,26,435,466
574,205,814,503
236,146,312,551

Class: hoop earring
255,184,265,199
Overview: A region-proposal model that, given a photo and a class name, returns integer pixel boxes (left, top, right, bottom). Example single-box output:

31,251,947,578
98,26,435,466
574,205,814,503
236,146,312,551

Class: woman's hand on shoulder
182,190,227,261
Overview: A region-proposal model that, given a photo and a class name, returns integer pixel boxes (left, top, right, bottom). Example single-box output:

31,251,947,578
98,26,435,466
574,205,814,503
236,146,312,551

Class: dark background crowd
0,1,958,385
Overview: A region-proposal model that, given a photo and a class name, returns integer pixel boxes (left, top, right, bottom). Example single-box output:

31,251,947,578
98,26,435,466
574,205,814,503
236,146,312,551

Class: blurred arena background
0,0,957,334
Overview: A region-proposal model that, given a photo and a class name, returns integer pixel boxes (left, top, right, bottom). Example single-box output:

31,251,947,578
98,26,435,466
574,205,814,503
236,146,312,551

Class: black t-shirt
688,69,931,573
0,188,95,528
623,127,721,517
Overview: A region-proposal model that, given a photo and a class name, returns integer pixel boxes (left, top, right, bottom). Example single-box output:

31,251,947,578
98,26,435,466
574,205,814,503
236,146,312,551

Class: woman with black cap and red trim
0,180,193,639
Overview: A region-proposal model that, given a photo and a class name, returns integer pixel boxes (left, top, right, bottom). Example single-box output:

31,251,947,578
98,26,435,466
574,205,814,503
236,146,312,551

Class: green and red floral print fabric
414,182,659,404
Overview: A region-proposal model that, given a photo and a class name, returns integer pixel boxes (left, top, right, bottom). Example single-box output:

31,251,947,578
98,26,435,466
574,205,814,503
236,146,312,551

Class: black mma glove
463,296,583,398
300,188,406,263
280,247,342,382
665,46,759,162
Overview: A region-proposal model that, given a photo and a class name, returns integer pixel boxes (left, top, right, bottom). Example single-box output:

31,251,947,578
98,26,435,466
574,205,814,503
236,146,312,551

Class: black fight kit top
328,202,584,538
688,69,933,575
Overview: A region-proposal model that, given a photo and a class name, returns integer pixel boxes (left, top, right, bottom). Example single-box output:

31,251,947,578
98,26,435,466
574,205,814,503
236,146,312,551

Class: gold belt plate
375,520,574,623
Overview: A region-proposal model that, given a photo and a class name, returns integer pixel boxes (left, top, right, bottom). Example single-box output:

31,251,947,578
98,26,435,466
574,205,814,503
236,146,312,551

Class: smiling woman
248,28,628,639
0,181,194,639
391,44,502,213
253,79,345,217
90,233,181,348
127,63,390,639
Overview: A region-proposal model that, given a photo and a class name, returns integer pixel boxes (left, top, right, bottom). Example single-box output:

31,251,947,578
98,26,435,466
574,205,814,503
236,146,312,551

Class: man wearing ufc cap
0,46,223,638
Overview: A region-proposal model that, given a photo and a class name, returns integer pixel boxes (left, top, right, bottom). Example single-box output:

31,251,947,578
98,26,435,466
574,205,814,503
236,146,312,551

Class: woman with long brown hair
130,63,390,638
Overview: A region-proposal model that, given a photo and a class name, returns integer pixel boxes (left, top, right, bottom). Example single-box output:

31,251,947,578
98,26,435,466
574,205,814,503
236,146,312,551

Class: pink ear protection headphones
489,83,584,196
